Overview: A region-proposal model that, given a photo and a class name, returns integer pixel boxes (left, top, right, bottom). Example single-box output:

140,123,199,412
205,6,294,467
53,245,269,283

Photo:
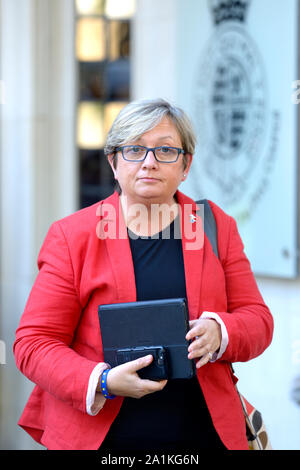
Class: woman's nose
141,149,159,168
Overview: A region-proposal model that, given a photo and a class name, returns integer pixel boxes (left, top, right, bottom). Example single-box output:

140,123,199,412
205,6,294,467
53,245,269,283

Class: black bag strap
195,199,219,259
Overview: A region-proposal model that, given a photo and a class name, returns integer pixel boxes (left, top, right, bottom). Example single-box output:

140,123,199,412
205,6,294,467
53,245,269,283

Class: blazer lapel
97,191,137,303
176,191,204,321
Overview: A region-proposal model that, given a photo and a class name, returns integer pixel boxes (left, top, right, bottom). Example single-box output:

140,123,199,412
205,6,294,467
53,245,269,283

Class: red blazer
14,191,273,450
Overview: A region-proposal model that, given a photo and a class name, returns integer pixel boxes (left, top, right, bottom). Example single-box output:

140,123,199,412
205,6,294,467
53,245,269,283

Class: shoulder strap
195,199,219,259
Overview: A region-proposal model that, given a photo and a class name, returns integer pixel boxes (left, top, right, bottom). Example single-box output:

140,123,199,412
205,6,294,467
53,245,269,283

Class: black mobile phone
116,346,168,380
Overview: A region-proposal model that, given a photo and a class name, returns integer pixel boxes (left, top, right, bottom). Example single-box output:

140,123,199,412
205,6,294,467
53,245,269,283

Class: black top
100,217,225,452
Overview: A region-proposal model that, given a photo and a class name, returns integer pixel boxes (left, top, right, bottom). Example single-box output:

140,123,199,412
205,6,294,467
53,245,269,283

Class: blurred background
0,0,300,450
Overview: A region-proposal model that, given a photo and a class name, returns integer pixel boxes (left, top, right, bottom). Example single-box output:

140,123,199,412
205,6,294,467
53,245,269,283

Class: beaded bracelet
100,368,116,399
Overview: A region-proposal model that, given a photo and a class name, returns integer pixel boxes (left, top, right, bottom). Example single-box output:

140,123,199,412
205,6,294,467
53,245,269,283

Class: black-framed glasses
115,145,185,163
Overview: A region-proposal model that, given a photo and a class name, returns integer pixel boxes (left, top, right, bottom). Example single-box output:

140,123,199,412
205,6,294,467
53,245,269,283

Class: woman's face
108,117,193,206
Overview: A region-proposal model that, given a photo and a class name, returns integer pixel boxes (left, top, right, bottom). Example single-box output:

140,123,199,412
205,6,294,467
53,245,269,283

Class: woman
14,99,273,451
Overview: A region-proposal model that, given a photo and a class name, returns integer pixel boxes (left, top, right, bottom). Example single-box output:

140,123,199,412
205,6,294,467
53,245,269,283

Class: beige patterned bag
237,391,272,450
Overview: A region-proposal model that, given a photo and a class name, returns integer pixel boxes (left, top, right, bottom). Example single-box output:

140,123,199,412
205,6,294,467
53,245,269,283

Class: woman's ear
107,153,117,178
182,153,193,180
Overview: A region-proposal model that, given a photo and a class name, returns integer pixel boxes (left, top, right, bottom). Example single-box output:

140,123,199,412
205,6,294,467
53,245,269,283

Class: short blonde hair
104,98,197,160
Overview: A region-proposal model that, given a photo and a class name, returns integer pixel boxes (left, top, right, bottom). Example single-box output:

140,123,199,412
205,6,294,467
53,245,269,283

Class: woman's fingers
187,336,212,360
186,319,206,341
194,352,212,369
126,354,154,371
185,318,221,368
105,354,168,399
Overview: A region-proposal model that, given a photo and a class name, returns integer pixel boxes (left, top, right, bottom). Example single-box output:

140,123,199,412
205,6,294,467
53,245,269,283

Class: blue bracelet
100,368,116,399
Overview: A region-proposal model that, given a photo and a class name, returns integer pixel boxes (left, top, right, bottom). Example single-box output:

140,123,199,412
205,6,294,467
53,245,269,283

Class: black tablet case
98,297,196,379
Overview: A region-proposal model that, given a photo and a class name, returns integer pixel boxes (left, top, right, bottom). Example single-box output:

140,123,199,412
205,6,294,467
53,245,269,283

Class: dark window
75,0,135,208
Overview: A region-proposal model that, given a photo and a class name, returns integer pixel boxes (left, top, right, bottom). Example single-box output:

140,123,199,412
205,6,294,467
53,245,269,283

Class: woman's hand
186,318,222,369
102,355,168,399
